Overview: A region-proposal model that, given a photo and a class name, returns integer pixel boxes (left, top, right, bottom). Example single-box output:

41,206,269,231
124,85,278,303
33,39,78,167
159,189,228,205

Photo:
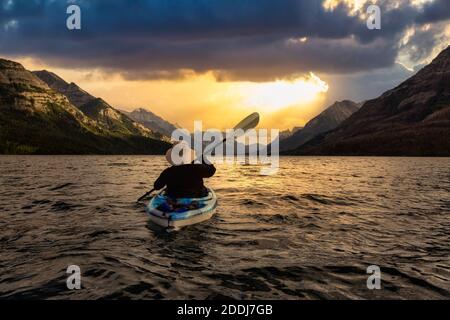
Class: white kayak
146,188,217,229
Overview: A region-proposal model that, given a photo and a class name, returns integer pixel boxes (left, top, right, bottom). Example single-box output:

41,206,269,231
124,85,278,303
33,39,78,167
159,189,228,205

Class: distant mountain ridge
123,108,178,138
33,70,160,139
33,71,177,138
0,58,170,154
279,127,303,141
291,46,450,156
33,70,95,108
280,100,361,151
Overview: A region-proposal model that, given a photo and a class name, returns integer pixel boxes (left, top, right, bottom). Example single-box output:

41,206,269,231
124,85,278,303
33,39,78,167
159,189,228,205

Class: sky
1,0,449,130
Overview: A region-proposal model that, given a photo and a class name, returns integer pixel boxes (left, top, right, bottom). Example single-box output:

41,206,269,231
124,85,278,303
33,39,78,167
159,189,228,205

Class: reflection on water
0,156,449,299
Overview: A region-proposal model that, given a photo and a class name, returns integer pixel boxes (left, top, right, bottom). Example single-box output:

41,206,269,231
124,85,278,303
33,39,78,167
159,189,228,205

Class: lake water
0,156,449,299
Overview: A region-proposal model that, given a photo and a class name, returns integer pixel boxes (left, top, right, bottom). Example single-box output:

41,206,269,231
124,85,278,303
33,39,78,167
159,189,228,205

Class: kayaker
154,142,216,198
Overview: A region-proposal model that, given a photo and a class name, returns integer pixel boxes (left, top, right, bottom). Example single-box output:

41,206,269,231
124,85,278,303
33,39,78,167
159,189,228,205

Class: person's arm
154,170,168,190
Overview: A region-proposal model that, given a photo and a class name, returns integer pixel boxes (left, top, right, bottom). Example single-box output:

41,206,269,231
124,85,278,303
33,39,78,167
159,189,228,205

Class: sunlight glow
239,73,329,111
16,56,330,130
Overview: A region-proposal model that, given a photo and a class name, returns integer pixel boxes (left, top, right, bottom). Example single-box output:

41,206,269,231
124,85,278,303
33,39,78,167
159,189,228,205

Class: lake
0,156,449,299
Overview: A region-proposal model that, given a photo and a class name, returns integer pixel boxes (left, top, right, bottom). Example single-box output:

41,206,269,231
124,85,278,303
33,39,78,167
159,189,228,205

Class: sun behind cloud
238,73,329,112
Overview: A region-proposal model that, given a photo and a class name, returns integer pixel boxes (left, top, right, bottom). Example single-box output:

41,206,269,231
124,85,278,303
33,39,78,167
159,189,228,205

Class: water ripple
0,156,449,300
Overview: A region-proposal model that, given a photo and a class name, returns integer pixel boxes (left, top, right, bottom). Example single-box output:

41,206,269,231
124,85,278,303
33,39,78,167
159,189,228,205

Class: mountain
124,108,178,138
33,70,160,139
78,98,162,138
279,127,303,141
280,100,361,151
291,46,450,156
0,59,170,154
33,70,95,107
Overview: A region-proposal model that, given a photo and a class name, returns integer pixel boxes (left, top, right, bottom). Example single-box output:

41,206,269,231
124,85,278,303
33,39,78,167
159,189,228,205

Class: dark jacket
154,162,216,198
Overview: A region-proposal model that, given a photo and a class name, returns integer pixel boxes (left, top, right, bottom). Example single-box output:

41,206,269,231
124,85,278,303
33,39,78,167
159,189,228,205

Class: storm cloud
0,0,448,80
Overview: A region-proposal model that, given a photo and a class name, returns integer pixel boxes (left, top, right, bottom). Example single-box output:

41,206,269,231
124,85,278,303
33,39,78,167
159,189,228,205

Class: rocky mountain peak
430,45,450,66
280,100,360,151
33,70,95,108
1,58,170,154
292,46,450,156
33,70,65,86
125,108,178,137
0,59,49,91
0,58,26,70
408,45,450,82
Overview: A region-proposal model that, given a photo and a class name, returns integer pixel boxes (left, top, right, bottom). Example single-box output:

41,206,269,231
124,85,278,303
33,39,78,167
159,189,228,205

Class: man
154,142,216,198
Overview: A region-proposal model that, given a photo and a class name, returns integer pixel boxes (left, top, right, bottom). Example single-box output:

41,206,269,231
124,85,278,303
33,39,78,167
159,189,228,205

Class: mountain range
34,70,178,140
33,70,164,139
1,45,449,156
288,45,450,156
122,108,178,138
280,100,362,151
0,59,170,154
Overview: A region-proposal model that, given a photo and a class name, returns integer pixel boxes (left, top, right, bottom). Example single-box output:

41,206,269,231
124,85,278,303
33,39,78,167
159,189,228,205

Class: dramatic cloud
323,63,415,104
0,0,448,81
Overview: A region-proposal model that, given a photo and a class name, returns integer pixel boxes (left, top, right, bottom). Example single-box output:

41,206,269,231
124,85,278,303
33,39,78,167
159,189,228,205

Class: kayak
146,188,217,229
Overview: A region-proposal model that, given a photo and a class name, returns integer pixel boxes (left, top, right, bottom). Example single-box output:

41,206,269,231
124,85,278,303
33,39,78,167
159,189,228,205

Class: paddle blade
233,112,260,132
193,112,260,163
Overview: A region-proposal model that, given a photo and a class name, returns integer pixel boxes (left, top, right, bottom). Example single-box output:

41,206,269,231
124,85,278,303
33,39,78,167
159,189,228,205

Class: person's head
165,141,197,166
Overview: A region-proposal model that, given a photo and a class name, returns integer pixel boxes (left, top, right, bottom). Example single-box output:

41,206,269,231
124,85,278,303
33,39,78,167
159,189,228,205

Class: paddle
137,188,155,202
194,112,260,163
137,113,260,202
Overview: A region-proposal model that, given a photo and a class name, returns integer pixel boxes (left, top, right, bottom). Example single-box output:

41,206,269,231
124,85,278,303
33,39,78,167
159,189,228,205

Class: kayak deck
146,189,217,229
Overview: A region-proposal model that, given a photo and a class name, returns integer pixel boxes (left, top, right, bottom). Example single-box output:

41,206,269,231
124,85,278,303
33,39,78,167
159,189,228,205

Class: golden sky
16,56,329,131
